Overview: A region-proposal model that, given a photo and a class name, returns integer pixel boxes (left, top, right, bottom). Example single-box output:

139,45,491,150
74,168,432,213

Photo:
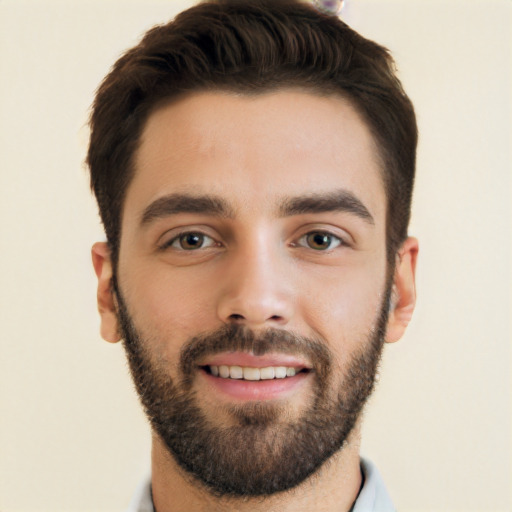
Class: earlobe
385,237,419,343
91,242,121,343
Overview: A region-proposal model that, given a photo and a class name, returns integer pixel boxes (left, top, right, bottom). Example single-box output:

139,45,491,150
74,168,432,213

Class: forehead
125,89,386,223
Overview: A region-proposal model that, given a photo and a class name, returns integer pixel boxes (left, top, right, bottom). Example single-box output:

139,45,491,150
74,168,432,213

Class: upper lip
198,351,312,370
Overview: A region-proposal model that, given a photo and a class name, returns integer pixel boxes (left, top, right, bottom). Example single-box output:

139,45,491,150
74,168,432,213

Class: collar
126,457,395,512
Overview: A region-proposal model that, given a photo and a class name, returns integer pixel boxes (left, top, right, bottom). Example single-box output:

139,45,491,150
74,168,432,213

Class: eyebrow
140,189,374,226
279,190,374,224
140,193,234,225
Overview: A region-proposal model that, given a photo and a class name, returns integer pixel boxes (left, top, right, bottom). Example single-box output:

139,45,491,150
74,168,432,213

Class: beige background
0,0,510,510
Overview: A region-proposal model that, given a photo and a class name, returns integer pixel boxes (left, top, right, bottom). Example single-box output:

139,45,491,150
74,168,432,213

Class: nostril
228,314,245,322
228,313,283,323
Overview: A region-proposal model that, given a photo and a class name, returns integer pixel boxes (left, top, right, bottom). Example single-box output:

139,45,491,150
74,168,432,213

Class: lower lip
199,369,310,401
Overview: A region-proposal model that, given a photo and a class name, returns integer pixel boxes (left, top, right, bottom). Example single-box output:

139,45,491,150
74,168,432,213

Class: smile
197,352,313,400
206,365,304,381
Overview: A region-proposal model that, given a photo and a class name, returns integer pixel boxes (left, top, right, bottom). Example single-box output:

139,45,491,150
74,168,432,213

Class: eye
297,231,343,251
164,232,217,251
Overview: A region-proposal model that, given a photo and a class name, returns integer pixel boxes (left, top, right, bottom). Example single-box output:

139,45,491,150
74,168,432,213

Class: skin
92,90,418,511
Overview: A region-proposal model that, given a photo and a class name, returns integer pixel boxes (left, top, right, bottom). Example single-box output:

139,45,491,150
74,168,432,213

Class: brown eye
300,232,342,251
179,233,204,250
164,232,217,251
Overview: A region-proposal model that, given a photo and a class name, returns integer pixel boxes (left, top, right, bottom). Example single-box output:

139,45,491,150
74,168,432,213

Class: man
88,0,418,510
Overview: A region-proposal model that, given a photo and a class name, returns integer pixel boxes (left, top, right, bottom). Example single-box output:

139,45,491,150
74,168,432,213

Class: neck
150,424,363,512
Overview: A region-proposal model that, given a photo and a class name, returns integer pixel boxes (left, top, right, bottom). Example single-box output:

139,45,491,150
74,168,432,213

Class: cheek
120,266,218,361
299,262,387,353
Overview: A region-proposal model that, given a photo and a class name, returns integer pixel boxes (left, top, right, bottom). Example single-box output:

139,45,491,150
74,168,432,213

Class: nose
216,242,294,329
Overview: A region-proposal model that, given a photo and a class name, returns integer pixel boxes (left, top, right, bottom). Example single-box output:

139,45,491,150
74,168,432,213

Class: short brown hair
87,0,417,265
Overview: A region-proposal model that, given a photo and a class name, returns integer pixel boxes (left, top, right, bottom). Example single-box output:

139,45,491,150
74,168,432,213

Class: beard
115,286,390,498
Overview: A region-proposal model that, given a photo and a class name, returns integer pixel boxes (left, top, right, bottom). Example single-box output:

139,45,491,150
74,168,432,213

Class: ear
91,242,121,343
385,237,419,343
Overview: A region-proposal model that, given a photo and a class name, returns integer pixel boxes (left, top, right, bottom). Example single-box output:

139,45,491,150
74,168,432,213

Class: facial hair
115,288,390,498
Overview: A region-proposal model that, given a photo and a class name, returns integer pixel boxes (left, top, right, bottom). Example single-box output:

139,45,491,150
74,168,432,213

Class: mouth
202,364,309,380
197,353,312,401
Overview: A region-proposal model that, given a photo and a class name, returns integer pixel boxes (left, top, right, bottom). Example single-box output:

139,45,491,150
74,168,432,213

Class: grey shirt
126,458,395,512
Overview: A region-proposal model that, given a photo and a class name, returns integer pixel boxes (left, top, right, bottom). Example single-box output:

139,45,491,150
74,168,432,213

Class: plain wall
1,1,510,510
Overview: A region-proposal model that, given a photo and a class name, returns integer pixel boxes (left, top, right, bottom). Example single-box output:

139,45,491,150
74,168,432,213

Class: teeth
208,365,300,381
243,367,260,381
259,367,274,380
274,366,287,379
286,367,296,377
230,365,243,379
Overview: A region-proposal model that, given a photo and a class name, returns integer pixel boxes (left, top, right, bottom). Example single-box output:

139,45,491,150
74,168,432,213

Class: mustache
179,324,333,380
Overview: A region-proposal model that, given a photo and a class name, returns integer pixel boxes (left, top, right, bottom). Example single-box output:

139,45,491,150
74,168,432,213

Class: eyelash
160,229,347,252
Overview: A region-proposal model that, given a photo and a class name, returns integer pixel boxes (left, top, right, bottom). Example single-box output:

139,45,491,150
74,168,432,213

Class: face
93,90,417,496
